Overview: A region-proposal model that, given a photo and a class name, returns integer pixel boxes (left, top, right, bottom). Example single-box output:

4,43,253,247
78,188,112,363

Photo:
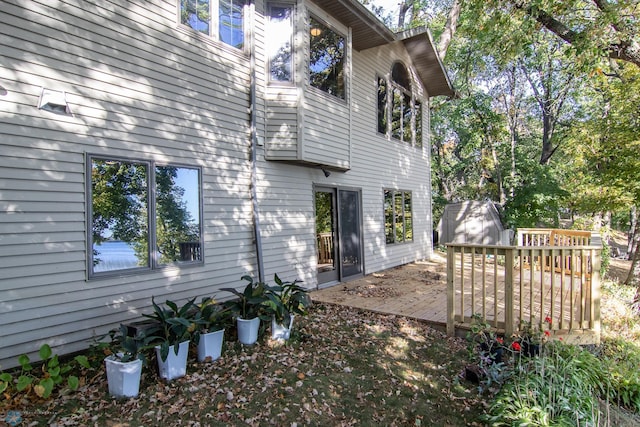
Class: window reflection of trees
384,189,413,244
91,159,202,275
219,0,245,49
309,17,345,99
378,62,423,146
179,0,245,49
268,5,293,82
181,0,211,34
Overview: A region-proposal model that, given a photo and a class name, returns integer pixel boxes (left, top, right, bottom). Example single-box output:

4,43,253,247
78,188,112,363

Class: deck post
591,248,602,344
446,245,455,336
504,247,515,337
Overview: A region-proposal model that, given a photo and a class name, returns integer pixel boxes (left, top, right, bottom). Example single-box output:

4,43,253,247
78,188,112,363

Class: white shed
436,201,512,245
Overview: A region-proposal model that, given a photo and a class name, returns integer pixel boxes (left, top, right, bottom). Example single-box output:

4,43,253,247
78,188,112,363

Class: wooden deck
311,252,451,332
313,236,602,345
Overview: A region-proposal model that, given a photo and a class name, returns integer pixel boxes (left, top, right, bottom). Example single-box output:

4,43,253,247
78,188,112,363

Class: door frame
313,185,364,288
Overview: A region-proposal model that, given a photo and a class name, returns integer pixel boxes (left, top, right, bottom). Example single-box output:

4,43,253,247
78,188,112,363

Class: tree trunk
626,215,640,289
437,0,462,60
628,206,637,257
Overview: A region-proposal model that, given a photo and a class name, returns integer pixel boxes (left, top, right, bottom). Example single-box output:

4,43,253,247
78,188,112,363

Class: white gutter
249,1,265,282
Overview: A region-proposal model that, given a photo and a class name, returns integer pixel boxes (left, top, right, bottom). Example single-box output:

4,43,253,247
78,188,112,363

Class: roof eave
398,28,455,98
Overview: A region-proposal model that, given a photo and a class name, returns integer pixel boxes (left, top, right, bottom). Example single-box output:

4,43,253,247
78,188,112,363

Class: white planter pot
197,329,225,362
271,314,295,341
104,355,142,398
236,317,260,345
155,340,189,380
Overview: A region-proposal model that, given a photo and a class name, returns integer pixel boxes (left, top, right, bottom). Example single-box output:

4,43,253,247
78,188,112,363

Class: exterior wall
0,0,438,368
257,40,434,283
0,0,257,368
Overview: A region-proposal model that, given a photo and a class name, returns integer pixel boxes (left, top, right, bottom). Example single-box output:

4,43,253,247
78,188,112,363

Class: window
384,190,413,244
377,62,423,146
267,3,293,83
179,0,246,49
89,156,202,277
309,16,345,99
377,76,387,134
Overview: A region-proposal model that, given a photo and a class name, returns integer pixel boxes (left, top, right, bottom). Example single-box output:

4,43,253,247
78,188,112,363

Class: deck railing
446,230,602,344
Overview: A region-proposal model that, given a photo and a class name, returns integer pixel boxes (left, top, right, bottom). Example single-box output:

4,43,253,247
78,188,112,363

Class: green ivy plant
0,344,90,400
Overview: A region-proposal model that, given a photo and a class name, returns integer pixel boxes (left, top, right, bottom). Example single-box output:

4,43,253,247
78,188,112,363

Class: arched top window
391,62,411,91
377,62,423,147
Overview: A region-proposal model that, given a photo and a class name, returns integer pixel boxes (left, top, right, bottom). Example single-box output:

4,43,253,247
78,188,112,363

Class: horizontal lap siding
301,90,350,167
265,102,299,159
256,43,434,286
349,45,432,273
0,0,256,367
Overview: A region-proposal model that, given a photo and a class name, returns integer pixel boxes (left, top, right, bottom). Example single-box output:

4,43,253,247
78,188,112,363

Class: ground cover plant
2,304,485,426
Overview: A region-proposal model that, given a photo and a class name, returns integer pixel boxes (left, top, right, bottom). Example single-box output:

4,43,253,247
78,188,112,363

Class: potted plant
221,276,269,345
264,274,311,340
517,318,552,356
103,324,152,398
193,297,230,362
144,297,197,380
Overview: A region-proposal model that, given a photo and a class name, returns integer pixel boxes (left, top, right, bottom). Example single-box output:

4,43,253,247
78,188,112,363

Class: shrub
484,341,608,425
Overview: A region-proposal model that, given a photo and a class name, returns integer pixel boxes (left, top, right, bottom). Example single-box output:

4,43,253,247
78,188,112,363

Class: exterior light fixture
310,27,321,37
321,168,331,177
38,88,71,114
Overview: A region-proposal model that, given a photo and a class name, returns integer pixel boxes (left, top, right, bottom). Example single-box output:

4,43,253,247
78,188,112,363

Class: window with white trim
179,0,247,49
377,62,423,147
267,3,294,83
89,156,203,277
384,189,413,244
309,16,346,99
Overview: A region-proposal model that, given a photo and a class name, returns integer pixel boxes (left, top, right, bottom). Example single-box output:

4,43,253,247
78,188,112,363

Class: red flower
544,330,550,337
544,316,552,324
511,342,521,351
496,337,504,344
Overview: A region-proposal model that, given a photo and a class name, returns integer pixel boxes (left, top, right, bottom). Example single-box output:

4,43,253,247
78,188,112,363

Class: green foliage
0,344,90,401
503,162,569,228
143,297,198,362
484,340,608,425
221,275,270,321
263,274,312,324
600,338,640,412
103,324,156,365
192,297,233,343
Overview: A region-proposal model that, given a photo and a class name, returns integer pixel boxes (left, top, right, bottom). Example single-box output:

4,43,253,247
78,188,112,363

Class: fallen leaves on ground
7,304,484,426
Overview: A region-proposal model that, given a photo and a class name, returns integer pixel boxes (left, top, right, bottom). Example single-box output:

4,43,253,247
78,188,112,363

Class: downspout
249,0,265,282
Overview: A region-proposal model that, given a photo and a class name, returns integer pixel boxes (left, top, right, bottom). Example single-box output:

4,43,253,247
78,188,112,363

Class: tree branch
512,0,640,68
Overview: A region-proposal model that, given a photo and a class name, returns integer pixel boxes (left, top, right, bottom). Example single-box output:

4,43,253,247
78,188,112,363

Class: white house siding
256,40,434,285
0,0,442,368
0,0,258,368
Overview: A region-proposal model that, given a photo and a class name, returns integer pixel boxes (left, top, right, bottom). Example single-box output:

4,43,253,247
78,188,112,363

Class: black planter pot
523,342,540,357
479,342,504,364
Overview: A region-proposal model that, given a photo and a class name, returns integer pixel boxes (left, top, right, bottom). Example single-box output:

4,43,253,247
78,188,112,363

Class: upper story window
267,3,294,83
89,156,203,277
179,0,246,49
377,62,423,147
309,16,345,99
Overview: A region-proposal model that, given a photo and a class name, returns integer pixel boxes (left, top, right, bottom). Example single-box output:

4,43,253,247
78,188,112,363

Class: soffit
399,29,455,98
310,0,455,98
310,0,395,50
